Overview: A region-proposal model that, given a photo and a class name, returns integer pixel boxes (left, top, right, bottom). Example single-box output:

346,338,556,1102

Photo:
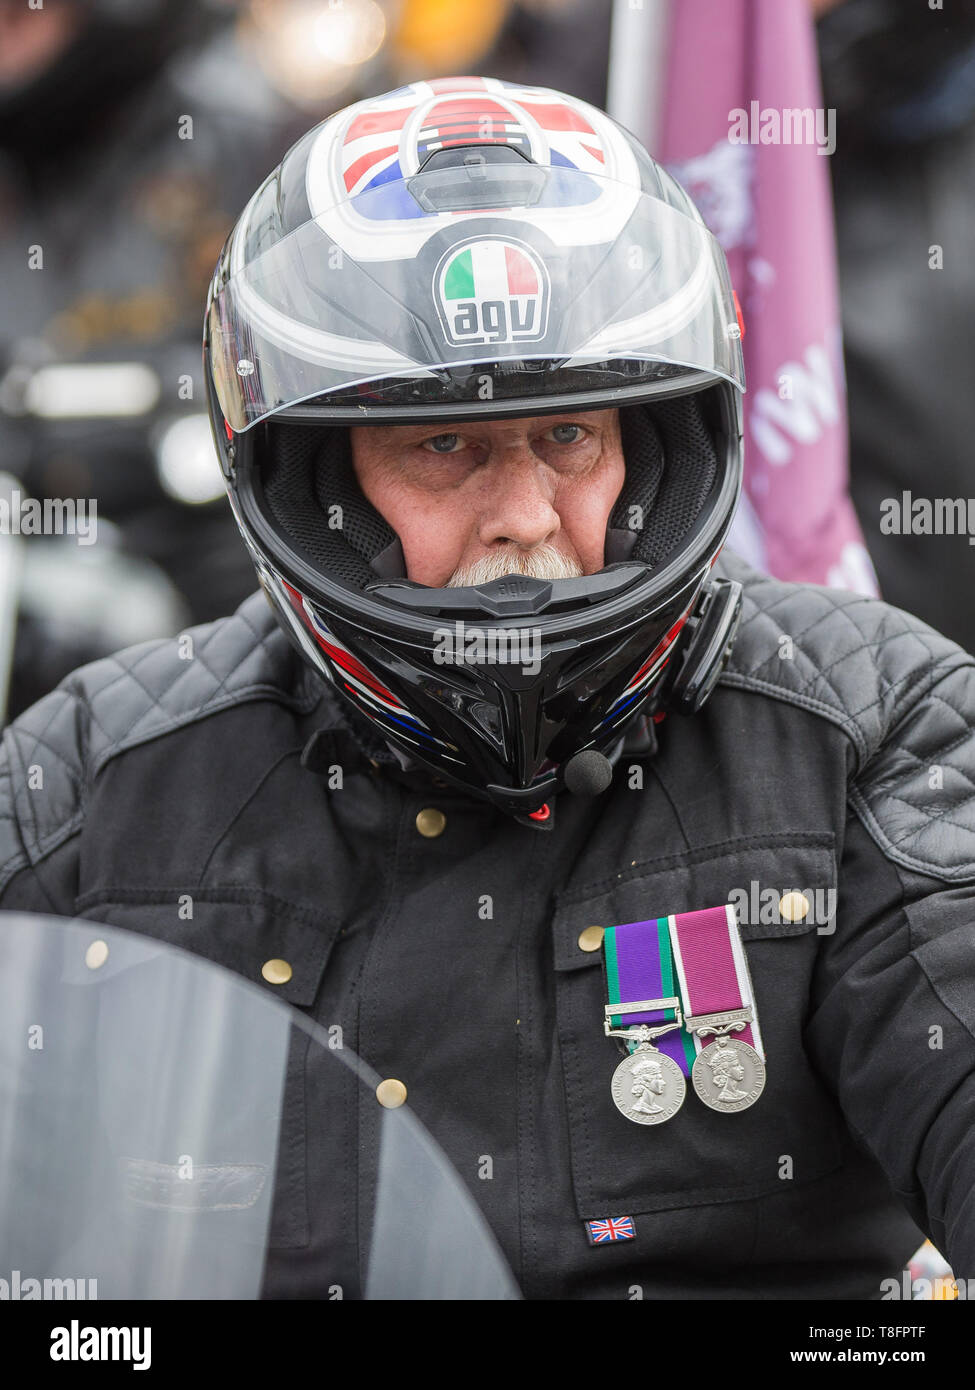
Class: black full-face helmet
204,76,746,828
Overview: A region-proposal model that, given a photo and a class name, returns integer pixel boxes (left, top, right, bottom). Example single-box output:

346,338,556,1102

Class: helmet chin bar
364,565,647,619
479,573,744,824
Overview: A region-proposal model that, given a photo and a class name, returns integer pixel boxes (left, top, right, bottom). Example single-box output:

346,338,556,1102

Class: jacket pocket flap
74,891,336,1009
552,835,836,973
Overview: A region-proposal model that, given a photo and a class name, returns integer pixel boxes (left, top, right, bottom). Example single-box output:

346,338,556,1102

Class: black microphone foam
563,749,614,797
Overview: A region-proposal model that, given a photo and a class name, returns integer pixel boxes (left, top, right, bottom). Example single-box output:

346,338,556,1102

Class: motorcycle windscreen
0,913,519,1300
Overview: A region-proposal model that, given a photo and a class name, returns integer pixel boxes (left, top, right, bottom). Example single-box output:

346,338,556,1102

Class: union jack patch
585,1216,635,1246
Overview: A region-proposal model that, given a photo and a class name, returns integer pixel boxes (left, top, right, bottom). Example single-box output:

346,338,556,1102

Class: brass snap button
376,1078,408,1109
261,958,293,985
778,891,811,922
416,807,446,838
577,925,604,953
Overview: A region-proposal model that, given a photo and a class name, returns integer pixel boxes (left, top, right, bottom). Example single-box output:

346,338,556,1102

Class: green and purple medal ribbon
603,917,697,1074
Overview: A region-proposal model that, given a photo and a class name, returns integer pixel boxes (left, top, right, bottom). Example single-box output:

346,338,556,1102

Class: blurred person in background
817,0,975,653
0,0,308,721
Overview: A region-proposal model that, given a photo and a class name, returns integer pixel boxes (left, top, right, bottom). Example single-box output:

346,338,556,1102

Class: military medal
691,1032,765,1112
601,917,697,1125
608,1025,686,1125
669,904,766,1113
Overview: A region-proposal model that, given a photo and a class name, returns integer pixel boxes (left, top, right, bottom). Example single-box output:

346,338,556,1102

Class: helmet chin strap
367,535,407,580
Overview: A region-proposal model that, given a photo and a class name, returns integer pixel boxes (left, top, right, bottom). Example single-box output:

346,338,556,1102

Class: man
3,77,975,1299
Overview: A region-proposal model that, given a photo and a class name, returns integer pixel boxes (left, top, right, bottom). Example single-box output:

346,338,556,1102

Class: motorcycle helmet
204,76,746,827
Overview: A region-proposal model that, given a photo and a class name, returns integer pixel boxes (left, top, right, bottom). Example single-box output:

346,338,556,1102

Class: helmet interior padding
610,394,718,567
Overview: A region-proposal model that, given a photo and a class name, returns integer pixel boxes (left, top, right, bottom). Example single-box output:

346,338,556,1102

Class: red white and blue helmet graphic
315,75,640,254
206,76,744,433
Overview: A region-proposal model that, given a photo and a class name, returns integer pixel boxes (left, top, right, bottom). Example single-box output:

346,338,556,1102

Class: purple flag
658,0,878,593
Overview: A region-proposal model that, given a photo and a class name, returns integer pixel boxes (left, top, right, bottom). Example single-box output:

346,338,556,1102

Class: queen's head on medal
630,1058,667,1115
707,1044,748,1103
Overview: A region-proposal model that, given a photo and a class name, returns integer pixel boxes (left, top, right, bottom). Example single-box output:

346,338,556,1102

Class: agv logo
435,237,550,346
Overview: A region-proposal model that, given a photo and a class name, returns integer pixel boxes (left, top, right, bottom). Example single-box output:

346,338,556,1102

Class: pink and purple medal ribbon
669,904,765,1060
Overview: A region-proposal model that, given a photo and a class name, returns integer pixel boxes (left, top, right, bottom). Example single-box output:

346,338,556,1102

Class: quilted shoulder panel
0,591,321,889
716,548,975,879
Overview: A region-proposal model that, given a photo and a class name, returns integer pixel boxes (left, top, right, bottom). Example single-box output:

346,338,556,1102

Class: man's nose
476,443,561,550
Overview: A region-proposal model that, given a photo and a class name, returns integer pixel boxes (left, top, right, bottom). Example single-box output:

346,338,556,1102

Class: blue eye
547,423,584,444
424,433,462,453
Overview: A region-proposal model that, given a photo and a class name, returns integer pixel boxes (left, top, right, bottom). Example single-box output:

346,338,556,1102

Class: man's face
349,409,625,588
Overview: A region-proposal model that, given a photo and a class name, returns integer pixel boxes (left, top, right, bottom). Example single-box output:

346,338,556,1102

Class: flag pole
607,0,672,154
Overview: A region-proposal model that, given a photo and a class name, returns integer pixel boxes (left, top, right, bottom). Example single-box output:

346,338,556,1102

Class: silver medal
692,1036,765,1113
611,1046,686,1125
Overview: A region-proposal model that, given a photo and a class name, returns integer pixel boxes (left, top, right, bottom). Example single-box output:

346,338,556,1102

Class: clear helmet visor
207,165,744,432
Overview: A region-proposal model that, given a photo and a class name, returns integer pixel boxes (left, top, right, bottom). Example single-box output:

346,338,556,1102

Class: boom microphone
562,749,614,796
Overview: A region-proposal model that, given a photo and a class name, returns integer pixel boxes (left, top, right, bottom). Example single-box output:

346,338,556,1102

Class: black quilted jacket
3,546,975,1299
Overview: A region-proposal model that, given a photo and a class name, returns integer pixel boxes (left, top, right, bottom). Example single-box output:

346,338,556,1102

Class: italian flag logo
435,237,549,346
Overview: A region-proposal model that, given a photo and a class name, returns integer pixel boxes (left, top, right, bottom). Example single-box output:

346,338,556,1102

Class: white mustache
447,544,585,587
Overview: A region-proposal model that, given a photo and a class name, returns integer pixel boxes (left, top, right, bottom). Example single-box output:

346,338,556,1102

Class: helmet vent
408,148,546,212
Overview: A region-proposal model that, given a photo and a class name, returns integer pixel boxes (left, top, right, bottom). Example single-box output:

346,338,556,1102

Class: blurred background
2,0,974,731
